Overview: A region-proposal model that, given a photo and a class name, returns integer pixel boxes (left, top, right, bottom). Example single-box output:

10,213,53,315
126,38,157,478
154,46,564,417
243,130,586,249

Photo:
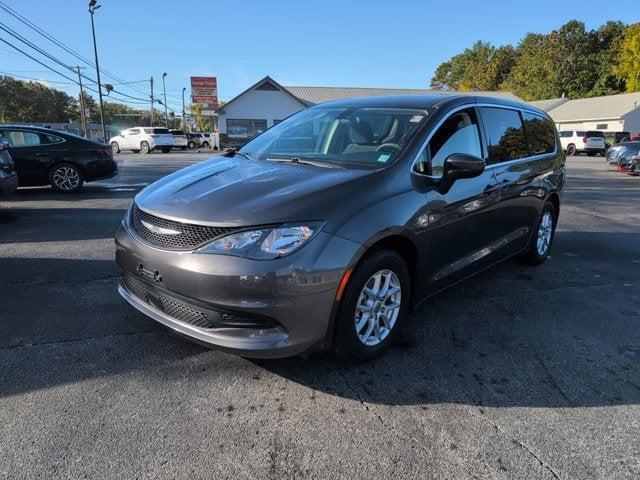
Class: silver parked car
116,95,564,360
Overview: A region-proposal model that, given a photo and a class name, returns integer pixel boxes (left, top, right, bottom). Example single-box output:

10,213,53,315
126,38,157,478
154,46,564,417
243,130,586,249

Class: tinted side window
559,131,572,138
522,112,556,155
129,129,140,135
480,107,528,163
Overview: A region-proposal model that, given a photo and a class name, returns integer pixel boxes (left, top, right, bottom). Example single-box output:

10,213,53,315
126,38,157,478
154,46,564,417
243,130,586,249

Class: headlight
196,222,324,259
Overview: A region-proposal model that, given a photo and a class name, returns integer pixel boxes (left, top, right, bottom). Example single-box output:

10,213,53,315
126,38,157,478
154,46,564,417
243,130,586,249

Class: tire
202,141,210,148
332,249,410,362
140,141,150,154
521,201,557,266
188,141,196,149
111,141,120,154
161,147,171,153
566,144,576,156
49,163,84,193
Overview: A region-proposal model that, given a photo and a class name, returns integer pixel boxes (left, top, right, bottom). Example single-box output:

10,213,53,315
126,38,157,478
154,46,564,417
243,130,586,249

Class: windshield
240,106,430,167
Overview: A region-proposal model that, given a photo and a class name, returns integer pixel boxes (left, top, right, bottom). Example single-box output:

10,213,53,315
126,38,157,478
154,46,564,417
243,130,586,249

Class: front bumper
115,223,361,358
0,171,18,196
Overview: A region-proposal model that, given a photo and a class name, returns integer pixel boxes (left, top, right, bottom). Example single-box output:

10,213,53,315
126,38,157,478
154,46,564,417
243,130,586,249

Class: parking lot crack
463,407,561,479
536,355,573,406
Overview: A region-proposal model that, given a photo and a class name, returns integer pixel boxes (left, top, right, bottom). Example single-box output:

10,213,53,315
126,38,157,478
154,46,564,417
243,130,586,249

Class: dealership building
530,92,640,136
215,76,520,146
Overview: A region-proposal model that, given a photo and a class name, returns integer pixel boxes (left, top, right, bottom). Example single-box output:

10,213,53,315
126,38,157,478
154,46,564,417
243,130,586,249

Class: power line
0,70,75,85
0,1,154,98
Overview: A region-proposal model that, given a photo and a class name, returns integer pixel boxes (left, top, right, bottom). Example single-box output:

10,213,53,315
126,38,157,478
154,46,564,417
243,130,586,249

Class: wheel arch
321,231,420,351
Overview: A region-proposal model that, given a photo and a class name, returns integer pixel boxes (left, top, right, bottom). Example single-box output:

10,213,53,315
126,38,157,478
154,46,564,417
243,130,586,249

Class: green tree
191,103,210,131
590,21,627,96
501,33,562,101
615,23,640,92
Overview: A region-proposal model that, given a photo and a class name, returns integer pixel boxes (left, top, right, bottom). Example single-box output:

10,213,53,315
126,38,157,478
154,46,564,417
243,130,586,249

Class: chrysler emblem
140,219,181,235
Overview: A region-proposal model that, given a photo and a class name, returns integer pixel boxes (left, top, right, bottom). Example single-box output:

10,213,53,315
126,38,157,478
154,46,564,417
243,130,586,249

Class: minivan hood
135,156,375,226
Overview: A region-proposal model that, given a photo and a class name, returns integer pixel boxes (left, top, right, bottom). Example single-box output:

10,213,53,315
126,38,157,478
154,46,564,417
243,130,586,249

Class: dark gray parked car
116,94,564,360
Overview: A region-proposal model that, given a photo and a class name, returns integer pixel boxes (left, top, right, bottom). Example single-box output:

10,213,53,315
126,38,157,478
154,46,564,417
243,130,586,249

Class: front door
0,129,50,185
415,107,501,292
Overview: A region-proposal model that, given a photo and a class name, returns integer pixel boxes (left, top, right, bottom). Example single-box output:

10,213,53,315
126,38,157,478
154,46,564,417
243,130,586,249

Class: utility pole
150,76,154,127
162,73,168,128
181,87,186,132
88,0,107,142
76,66,88,137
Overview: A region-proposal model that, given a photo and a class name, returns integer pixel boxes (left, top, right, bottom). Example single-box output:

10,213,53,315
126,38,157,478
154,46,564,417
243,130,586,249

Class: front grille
131,204,240,250
122,273,276,330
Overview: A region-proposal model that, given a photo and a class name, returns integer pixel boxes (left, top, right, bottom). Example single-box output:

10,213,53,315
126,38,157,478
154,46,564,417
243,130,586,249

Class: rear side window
129,129,140,135
522,112,556,155
480,107,529,163
576,131,586,137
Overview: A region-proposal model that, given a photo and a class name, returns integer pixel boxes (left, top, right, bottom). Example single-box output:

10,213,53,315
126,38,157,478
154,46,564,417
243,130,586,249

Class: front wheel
566,144,576,156
521,201,557,265
202,141,210,148
111,142,120,154
188,141,196,149
332,249,410,362
49,163,84,193
140,141,150,154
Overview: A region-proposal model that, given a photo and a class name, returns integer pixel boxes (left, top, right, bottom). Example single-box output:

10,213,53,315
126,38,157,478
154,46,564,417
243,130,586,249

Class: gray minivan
115,94,564,361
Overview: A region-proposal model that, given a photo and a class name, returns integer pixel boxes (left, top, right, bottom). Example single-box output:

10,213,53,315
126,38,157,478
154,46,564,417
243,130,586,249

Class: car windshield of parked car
240,106,430,167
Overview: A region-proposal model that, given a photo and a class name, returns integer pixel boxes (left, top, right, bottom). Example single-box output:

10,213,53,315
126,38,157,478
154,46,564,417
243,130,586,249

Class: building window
227,119,268,139
596,123,608,130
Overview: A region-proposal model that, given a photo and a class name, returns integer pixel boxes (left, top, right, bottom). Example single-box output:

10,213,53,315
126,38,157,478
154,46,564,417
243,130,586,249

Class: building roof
545,92,640,122
528,97,569,112
283,85,522,105
217,76,522,112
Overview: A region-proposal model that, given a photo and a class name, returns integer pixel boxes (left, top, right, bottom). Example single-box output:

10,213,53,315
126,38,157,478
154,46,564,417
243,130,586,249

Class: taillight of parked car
583,136,588,143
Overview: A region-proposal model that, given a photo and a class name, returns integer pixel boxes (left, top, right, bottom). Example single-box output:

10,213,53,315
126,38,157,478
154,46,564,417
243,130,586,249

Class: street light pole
181,87,186,132
88,0,107,142
76,66,88,137
162,73,168,128
150,76,154,127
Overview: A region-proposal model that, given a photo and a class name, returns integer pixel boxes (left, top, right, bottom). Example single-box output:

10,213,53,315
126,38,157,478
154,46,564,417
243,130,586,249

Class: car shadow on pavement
1,231,639,408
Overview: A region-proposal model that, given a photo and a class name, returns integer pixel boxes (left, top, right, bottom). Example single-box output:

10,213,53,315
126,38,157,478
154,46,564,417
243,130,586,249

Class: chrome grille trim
131,204,241,250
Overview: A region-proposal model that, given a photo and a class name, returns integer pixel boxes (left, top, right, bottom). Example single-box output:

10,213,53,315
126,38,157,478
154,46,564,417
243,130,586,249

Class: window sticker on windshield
377,153,392,163
409,115,424,123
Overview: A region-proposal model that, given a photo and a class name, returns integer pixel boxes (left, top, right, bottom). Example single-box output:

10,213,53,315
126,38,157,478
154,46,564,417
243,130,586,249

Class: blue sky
1,0,638,110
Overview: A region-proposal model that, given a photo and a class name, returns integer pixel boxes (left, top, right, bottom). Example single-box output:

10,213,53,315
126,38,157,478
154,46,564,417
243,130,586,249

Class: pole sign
191,76,218,109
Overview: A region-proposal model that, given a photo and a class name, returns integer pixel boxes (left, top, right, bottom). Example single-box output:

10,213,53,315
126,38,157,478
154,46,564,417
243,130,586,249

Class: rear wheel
333,249,410,362
49,163,83,193
161,147,171,153
566,144,576,156
140,141,150,154
202,141,210,148
188,141,196,149
522,201,557,265
110,141,120,154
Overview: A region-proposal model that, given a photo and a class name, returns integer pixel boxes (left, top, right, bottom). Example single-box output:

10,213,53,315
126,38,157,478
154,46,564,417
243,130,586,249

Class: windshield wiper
222,148,254,161
266,157,341,168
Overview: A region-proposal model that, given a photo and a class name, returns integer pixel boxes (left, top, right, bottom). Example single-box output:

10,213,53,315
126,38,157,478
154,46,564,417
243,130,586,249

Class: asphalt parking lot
1,152,639,479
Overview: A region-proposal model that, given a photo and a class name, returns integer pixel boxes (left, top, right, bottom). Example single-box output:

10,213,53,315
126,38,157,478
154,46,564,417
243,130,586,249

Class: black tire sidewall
140,142,150,154
49,163,83,193
333,249,410,362
567,145,576,156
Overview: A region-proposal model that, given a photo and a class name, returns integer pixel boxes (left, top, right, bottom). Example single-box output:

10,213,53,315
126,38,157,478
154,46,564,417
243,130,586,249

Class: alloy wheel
52,166,80,191
354,269,402,346
536,212,553,256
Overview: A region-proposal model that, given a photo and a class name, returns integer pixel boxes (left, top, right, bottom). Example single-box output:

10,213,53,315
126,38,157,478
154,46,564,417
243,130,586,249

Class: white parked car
170,129,188,150
558,130,606,156
110,127,174,154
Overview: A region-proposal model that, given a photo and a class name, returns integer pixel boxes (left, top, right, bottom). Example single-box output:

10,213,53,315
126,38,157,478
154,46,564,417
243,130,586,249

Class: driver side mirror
412,153,485,194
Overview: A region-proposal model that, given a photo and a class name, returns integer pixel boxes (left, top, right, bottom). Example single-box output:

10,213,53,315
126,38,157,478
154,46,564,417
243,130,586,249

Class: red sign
191,76,218,108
